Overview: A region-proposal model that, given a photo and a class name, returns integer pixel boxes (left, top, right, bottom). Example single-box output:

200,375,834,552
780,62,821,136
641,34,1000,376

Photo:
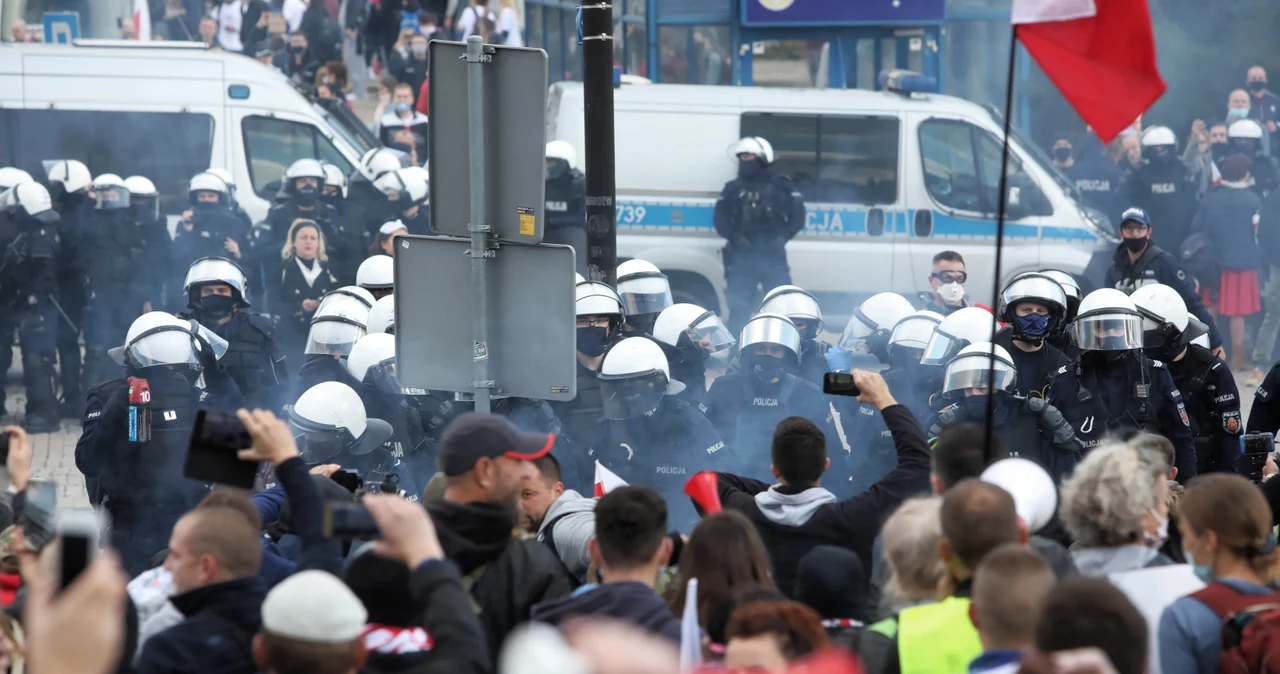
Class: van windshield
986,105,1082,204
313,99,377,157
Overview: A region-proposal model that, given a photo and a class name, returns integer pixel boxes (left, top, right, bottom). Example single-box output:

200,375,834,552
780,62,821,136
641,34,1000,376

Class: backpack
1190,582,1280,673
1180,232,1221,293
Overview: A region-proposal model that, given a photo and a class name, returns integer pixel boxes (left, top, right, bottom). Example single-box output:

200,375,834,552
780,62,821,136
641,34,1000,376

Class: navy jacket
1168,345,1243,475
532,581,682,642
1065,153,1122,220
713,170,806,250
1247,361,1280,436
1192,182,1263,270
1121,158,1199,253
1105,243,1224,348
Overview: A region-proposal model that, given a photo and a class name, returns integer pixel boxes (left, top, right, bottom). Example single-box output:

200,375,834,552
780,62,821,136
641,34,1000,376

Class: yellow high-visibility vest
897,596,982,674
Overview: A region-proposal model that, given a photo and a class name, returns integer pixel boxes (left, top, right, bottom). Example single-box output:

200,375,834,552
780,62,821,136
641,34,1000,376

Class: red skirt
1217,269,1261,317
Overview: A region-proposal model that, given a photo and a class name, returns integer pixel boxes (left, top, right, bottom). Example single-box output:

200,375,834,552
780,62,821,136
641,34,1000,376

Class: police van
0,40,376,224
547,75,1116,316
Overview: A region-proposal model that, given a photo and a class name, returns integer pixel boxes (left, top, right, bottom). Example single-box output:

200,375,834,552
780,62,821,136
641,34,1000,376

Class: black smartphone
1239,432,1275,483
323,502,380,539
21,479,57,551
331,469,364,494
185,409,258,489
57,510,98,592
823,372,861,397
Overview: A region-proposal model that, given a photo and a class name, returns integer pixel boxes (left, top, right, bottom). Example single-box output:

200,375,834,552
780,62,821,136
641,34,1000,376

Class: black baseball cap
437,412,555,477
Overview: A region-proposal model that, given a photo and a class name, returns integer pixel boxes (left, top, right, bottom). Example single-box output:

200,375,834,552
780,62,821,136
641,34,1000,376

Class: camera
823,372,861,397
1238,432,1275,483
185,409,257,489
356,473,404,498
323,502,380,539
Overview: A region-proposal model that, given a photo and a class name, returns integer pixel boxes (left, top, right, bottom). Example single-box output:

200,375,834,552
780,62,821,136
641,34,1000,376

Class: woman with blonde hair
271,219,338,366
495,0,523,46
1159,474,1280,672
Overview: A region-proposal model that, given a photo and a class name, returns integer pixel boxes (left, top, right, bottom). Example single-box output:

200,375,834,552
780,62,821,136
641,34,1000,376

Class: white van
0,40,376,224
547,79,1117,316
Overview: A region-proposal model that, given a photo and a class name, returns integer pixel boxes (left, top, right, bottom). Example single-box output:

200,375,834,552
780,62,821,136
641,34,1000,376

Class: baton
46,294,81,334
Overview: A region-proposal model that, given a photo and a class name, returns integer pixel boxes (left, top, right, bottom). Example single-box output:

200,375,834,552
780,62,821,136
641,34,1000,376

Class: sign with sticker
551,385,568,394
518,207,535,236
473,341,489,361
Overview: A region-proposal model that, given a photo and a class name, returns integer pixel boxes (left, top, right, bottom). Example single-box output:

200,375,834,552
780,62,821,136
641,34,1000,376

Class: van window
740,113,899,204
9,109,214,215
242,116,356,199
919,119,1041,216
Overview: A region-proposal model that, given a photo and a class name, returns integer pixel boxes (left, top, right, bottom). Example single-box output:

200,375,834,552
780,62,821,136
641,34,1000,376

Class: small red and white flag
1013,0,1166,143
133,0,152,40
594,461,628,497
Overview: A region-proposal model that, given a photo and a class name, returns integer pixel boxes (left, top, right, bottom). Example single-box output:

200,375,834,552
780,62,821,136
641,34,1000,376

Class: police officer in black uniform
45,160,95,417
372,167,430,237
1121,126,1199,253
1038,269,1084,357
552,280,625,481
651,301,736,407
994,273,1070,398
295,287,373,396
75,311,243,576
180,257,289,412
1227,119,1280,197
758,285,832,387
1105,207,1225,353
260,159,358,281
927,342,1084,483
544,141,588,276
81,174,143,389
1046,288,1198,480
172,173,253,299
124,176,175,313
348,148,413,239
0,183,63,432
1131,283,1242,475
1056,131,1122,220
713,136,806,334
1248,362,1280,436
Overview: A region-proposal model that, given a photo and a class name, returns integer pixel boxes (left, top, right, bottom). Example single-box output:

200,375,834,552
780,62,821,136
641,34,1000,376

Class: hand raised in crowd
235,408,300,465
20,541,128,674
363,493,445,568
3,426,32,492
302,298,320,312
224,237,241,259
852,370,897,410
309,463,343,477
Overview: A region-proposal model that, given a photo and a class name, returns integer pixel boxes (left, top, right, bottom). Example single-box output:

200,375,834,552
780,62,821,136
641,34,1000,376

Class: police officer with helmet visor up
616,259,673,337
552,280,626,479
173,172,251,288
544,140,588,276
1046,288,1198,479
356,254,395,300
651,302,736,405
995,273,1070,398
82,173,141,388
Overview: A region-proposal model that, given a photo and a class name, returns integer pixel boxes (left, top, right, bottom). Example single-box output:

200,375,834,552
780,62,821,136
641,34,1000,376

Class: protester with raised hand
19,546,129,674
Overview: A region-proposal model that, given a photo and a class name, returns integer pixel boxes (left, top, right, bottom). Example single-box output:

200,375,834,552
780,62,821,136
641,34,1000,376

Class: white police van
0,40,376,223
547,74,1116,316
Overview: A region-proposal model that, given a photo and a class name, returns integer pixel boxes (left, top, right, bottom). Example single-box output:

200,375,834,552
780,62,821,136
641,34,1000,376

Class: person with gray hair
1060,440,1174,575
878,496,945,617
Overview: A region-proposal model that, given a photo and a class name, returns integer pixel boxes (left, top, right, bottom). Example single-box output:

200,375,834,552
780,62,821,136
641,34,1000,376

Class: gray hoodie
536,489,597,579
754,487,838,527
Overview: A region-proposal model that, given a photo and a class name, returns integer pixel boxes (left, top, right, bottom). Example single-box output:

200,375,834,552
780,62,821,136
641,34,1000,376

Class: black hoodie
531,581,682,643
426,499,576,662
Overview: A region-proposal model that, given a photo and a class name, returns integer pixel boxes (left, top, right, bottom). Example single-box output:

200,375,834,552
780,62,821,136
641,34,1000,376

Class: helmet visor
184,257,248,298
93,185,130,210
889,316,941,352
1070,312,1144,351
304,319,367,356
187,320,230,361
125,327,200,368
942,354,1017,393
373,172,408,200
288,414,352,465
619,277,673,316
686,312,736,353
839,313,875,352
599,370,668,420
759,292,823,329
920,329,963,366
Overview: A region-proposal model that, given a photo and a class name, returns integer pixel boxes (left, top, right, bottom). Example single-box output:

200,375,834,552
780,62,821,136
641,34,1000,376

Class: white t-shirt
211,0,245,52
456,5,490,38
496,7,522,46
283,0,308,34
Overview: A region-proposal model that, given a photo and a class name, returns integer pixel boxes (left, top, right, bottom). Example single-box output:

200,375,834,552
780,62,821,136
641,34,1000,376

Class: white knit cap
261,570,368,643
379,220,408,236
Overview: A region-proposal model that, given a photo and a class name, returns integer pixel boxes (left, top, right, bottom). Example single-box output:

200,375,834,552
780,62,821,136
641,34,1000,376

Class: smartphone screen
57,510,99,592
323,502,380,538
184,409,258,489
21,479,58,550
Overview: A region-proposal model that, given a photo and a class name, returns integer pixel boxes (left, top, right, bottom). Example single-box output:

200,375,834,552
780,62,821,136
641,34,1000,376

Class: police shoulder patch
698,402,708,413
84,410,101,421
1177,402,1190,427
1260,386,1272,401
1223,410,1242,435
1056,365,1069,375
1151,359,1166,368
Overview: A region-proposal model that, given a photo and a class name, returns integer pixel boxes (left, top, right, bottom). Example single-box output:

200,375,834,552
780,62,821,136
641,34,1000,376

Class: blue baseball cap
1119,207,1151,228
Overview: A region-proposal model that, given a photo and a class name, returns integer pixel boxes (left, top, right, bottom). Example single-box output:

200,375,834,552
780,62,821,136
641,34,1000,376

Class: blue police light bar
879,69,938,94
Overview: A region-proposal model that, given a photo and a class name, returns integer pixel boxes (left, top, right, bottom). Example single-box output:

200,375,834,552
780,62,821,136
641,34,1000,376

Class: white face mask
938,282,965,304
1144,506,1169,549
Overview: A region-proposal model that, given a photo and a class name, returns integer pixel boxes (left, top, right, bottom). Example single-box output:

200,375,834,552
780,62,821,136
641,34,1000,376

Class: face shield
942,353,1017,394
617,272,673,317
184,257,249,302
680,311,736,353
304,319,367,356
373,171,412,209
109,325,201,369
598,369,669,420
888,314,942,354
93,184,130,210
287,410,358,464
920,327,968,367
759,290,824,338
131,196,160,221
1070,309,1144,351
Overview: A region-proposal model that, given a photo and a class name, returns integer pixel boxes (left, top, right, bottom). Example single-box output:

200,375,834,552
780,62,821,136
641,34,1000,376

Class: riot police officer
81,174,142,388
75,311,243,576
551,280,626,480
1104,207,1224,353
757,285,831,386
1228,119,1280,197
616,259,674,337
373,167,430,236
995,273,1070,397
702,313,843,484
927,343,1084,483
1038,269,1083,355
1131,283,1241,475
831,291,917,367
348,147,413,238
920,306,997,368
181,257,289,412
173,172,252,293
594,337,729,532
652,302,735,406
203,168,255,235
714,137,807,334
124,176,174,313
0,168,32,193
1061,132,1122,219
345,333,425,500
320,162,364,232
0,183,62,431
262,159,360,281
44,160,94,416
289,381,399,491
544,140,587,276
368,294,394,335
296,286,373,395
356,254,394,301
1248,362,1280,436
1121,126,1198,252
881,310,946,425
1046,288,1198,479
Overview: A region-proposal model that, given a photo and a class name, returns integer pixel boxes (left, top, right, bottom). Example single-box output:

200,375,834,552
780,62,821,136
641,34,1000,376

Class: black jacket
715,404,932,596
1105,243,1223,348
532,581,682,642
269,257,339,335
359,560,491,674
426,499,576,662
993,327,1069,398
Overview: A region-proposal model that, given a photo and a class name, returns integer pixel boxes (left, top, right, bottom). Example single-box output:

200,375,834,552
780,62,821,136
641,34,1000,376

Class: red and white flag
594,461,628,497
1013,0,1165,143
134,0,152,40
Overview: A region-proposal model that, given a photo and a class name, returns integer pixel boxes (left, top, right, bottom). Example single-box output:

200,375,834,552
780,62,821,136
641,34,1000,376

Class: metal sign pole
465,35,495,414
580,2,617,286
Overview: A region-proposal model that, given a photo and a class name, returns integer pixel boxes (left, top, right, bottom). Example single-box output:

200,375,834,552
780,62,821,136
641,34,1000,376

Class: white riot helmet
285,159,325,201
205,168,235,196
942,342,1017,395
920,306,996,366
0,168,33,192
546,140,577,180
759,285,824,339
368,295,395,335
321,163,348,199
728,137,775,165
356,255,395,293
598,337,685,419
576,281,624,320
1140,126,1178,162
739,313,802,381
840,292,916,359
1037,269,1083,323
616,259,673,321
652,303,735,354
888,310,944,360
1229,119,1266,156
574,272,586,284
306,289,372,356
45,160,92,194
125,176,161,221
374,168,428,210
359,147,412,180
183,256,251,309
0,183,59,223
109,312,202,370
90,173,130,210
346,333,397,383
998,273,1069,344
189,172,230,207
1070,288,1144,352
289,381,394,463
319,285,376,312
1129,283,1209,358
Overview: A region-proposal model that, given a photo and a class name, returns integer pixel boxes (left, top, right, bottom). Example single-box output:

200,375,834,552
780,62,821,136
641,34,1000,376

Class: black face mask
1249,80,1267,92
738,158,763,179
1123,237,1148,253
199,294,237,319
291,46,306,58
576,326,608,357
1052,147,1072,161
193,200,221,212
962,394,994,419
296,184,320,206
1144,344,1179,363
1211,142,1229,162
750,354,785,383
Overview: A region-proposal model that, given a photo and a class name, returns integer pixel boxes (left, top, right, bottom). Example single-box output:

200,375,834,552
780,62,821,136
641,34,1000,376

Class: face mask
291,45,306,56
1052,147,1072,161
738,159,762,179
199,294,236,318
1014,312,1051,341
296,184,319,206
323,77,336,86
1123,236,1148,253
962,394,992,419
1149,146,1174,162
750,354,785,383
1144,506,1168,549
576,326,607,357
1249,80,1267,93
1229,107,1250,120
411,44,427,57
1183,546,1214,583
937,282,965,304
1211,141,1229,161
193,200,220,212
393,101,412,114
